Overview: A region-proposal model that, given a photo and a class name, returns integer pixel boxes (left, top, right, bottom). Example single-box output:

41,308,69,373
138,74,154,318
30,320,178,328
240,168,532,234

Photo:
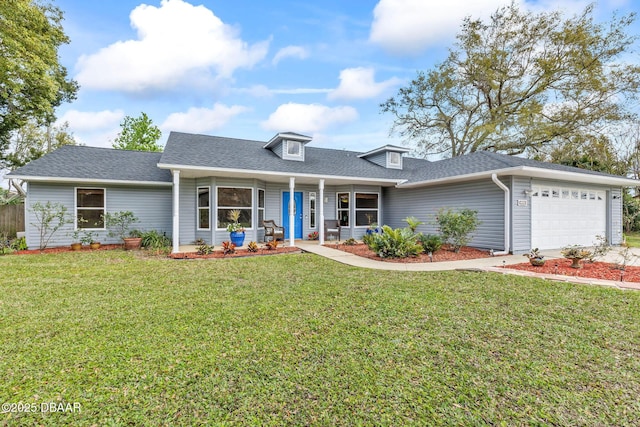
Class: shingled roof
159,132,631,185
6,145,171,184
158,132,410,182
5,132,634,187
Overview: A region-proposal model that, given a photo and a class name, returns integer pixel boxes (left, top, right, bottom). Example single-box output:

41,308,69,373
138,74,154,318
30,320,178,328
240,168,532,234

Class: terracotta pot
123,237,142,250
70,242,82,251
90,242,101,250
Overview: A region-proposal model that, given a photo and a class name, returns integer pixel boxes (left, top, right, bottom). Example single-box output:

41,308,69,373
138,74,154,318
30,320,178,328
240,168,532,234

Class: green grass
1,251,639,426
625,232,640,248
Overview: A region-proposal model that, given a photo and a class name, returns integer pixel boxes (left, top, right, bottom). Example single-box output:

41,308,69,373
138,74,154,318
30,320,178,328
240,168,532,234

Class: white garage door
531,184,606,250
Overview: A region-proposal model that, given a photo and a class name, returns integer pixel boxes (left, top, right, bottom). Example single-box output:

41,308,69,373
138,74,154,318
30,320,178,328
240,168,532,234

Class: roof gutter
3,175,172,186
396,166,640,188
492,174,510,255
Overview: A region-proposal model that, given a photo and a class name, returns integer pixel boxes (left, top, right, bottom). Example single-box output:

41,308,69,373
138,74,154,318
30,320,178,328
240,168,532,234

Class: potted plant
81,230,101,249
523,248,545,266
69,228,83,251
226,209,246,247
104,211,142,250
561,245,592,268
366,222,381,235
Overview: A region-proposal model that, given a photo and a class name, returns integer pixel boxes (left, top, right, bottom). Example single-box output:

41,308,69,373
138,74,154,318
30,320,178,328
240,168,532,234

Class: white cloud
368,0,599,55
55,109,124,132
328,67,401,101
76,0,269,92
272,45,309,65
261,103,359,133
370,0,510,55
161,104,249,133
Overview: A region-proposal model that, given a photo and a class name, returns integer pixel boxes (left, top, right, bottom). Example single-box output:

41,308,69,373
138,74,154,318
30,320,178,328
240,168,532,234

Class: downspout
491,174,510,255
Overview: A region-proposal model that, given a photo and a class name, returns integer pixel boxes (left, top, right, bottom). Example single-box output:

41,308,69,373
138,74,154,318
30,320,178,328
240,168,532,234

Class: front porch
169,170,388,253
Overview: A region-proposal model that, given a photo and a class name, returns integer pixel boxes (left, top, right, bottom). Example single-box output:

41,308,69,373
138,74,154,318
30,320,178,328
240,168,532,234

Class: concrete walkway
296,241,640,291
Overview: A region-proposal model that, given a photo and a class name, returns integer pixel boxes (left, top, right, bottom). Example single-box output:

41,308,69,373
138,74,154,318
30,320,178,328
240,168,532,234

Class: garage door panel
531,184,606,250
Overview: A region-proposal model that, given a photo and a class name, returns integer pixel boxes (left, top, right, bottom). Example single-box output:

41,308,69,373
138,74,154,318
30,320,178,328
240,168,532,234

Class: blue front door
282,191,303,239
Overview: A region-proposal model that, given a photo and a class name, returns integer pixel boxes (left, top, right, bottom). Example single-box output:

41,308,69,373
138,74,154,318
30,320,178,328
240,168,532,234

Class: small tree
435,208,481,252
29,201,71,250
103,211,139,241
112,113,162,152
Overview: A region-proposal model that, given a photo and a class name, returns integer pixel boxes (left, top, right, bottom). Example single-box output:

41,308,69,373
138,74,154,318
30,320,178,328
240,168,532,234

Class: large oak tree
0,0,78,167
381,3,640,158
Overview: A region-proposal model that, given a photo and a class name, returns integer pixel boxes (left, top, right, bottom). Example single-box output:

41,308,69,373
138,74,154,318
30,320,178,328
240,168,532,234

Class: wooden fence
0,204,25,237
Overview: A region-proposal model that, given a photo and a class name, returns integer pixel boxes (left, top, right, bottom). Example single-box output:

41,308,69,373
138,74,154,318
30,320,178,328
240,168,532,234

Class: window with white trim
388,151,401,168
217,187,253,229
258,189,265,227
287,140,301,156
197,187,210,230
309,192,316,228
337,192,350,227
355,193,379,226
76,188,105,229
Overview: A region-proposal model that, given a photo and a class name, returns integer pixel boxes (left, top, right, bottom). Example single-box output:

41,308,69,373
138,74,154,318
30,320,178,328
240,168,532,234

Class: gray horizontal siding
511,176,532,253
611,188,623,245
383,179,506,250
25,182,171,248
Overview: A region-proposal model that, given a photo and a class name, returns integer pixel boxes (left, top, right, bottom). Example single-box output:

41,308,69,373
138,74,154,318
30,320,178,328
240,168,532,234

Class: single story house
6,131,638,253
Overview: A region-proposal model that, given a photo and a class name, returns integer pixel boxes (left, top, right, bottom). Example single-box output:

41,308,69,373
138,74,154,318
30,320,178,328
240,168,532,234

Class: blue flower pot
230,231,245,247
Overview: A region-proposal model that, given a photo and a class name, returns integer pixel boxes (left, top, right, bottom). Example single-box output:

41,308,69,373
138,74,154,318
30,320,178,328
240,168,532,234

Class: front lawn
625,232,640,248
1,251,639,425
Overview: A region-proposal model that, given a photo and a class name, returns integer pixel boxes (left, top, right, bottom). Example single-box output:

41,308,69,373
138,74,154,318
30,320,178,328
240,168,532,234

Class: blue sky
51,0,640,152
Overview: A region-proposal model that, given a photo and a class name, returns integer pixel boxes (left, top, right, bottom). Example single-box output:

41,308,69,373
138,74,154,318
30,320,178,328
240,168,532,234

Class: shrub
403,216,424,233
265,240,279,250
29,201,72,250
10,236,27,251
196,243,214,255
343,237,357,246
247,241,259,252
141,230,171,250
222,241,236,255
103,211,139,241
435,208,481,252
365,225,422,259
417,233,443,254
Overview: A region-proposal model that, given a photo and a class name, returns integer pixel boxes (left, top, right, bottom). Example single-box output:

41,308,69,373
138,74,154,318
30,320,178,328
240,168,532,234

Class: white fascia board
515,166,640,187
264,132,312,149
157,163,404,185
5,175,172,187
358,145,411,158
397,166,640,188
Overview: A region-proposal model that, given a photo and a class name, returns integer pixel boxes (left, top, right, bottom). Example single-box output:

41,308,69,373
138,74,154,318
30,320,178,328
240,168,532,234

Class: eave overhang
157,163,405,187
4,175,172,187
396,166,640,189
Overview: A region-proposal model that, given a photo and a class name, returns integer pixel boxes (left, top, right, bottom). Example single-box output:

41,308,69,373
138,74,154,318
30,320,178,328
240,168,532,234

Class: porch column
172,170,180,254
289,177,295,247
319,179,325,245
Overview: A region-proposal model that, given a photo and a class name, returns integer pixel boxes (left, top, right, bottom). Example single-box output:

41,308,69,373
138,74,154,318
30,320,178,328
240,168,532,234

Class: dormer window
358,144,410,169
264,132,312,162
287,140,302,157
388,151,401,168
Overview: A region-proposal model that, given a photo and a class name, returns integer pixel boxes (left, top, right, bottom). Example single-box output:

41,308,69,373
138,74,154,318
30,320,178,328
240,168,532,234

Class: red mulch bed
13,244,123,255
327,242,492,263
170,246,301,259
508,259,640,283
